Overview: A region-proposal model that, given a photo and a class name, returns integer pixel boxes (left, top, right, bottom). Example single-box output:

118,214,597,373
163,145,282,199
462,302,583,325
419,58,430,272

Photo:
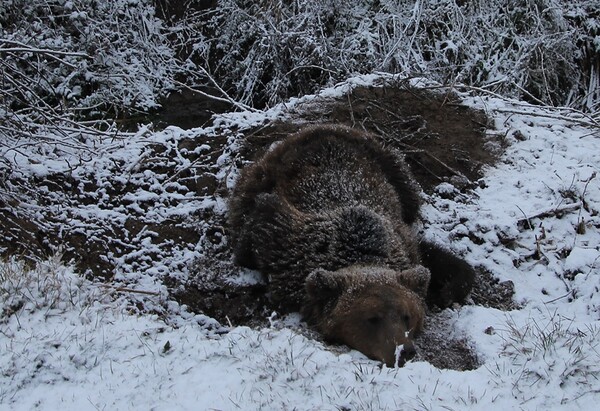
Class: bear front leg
419,241,476,308
232,192,288,269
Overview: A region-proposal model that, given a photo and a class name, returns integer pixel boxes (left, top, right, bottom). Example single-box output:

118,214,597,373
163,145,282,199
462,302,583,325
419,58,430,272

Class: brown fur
228,124,474,366
229,125,424,307
304,266,427,366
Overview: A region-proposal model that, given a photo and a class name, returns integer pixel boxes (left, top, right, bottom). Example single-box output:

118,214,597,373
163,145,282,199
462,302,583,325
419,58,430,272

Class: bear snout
328,311,420,368
394,341,417,368
315,272,425,368
366,334,417,368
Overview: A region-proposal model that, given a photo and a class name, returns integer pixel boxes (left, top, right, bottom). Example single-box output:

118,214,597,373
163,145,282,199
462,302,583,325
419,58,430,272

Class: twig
186,66,259,112
395,140,469,180
347,92,355,127
516,205,533,230
451,84,599,128
491,107,598,128
423,150,469,180
0,39,90,58
517,202,582,227
544,291,573,304
409,158,443,181
0,47,90,58
171,79,254,113
99,284,161,296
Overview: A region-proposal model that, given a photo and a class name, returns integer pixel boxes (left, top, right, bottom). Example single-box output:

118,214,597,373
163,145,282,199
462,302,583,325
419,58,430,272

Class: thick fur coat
228,125,474,366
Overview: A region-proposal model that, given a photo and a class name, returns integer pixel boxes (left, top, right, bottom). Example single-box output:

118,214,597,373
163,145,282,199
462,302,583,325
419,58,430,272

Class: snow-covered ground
1,76,599,410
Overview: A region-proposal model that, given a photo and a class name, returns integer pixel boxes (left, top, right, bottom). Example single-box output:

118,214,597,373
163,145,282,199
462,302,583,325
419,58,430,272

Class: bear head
303,265,427,367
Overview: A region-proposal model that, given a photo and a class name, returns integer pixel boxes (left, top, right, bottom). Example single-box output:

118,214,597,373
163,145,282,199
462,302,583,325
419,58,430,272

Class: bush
0,0,182,181
187,0,599,111
0,0,176,121
0,0,597,156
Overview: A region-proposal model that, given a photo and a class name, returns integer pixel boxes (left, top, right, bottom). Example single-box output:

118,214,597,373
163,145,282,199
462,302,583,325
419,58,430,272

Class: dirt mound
176,81,511,370
1,80,510,370
239,80,501,194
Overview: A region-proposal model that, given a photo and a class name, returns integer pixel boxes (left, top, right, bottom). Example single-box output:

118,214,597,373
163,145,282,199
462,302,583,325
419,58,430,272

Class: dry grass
0,254,110,322
496,311,600,400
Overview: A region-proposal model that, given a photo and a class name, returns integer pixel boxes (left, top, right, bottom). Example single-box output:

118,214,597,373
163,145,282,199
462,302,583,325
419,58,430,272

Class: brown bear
228,124,474,367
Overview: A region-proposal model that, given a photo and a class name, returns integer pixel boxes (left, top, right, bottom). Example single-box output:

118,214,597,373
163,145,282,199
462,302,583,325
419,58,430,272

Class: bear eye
367,316,382,326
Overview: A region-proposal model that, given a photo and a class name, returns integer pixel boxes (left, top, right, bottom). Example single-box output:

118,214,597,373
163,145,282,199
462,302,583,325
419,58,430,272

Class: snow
2,75,600,410
565,246,599,272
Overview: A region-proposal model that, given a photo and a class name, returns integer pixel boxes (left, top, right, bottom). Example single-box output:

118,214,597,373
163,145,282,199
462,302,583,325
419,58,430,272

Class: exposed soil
154,88,233,130
1,80,512,371
238,80,502,194
0,133,231,280
416,311,480,371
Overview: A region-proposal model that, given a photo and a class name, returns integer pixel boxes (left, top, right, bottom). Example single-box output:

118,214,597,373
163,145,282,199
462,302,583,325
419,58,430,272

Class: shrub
187,0,599,111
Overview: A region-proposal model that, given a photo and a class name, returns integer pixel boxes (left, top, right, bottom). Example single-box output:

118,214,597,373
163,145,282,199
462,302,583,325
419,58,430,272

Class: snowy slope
1,76,599,410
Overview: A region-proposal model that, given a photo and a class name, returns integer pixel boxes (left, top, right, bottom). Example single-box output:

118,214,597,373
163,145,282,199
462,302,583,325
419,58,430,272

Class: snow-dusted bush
192,0,599,111
0,0,180,179
0,0,176,117
1,0,597,179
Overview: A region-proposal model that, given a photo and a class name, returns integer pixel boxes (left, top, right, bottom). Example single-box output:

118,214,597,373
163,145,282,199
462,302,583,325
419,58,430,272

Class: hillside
2,74,600,410
1,1,600,409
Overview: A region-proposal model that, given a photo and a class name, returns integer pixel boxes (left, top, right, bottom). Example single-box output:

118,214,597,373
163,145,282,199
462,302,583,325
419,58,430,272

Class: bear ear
395,265,431,299
305,269,346,301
